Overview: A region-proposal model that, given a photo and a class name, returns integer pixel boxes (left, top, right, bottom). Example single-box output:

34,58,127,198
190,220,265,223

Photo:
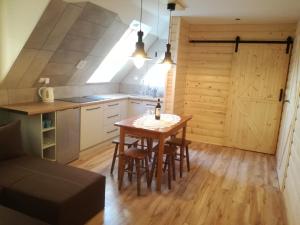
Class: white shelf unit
8,111,57,161
41,112,56,161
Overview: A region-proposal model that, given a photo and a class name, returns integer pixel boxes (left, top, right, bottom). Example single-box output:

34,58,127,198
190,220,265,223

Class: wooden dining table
114,114,192,192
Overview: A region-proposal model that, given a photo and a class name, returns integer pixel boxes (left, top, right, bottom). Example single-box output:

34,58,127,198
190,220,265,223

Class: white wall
0,0,50,82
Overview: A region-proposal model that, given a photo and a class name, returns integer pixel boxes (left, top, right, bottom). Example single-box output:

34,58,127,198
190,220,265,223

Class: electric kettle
38,87,54,103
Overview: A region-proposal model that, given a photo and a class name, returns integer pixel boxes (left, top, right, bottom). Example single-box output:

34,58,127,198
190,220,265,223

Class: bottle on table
155,99,161,120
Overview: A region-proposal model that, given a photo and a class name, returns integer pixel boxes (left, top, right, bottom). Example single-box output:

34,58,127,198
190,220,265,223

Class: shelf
42,127,55,132
42,142,56,149
42,146,56,161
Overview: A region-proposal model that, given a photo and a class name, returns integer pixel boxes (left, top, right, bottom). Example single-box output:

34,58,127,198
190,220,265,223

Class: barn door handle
279,89,284,102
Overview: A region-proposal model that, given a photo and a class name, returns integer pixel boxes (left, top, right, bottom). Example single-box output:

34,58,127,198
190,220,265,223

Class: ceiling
66,0,300,25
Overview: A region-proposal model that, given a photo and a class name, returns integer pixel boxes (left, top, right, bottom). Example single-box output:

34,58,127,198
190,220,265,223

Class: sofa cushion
0,156,105,225
0,120,25,161
0,205,49,225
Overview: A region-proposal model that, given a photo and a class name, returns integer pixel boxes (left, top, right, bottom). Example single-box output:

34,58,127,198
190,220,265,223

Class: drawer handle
86,107,101,111
146,104,156,106
107,114,119,119
108,103,119,107
107,129,118,134
131,102,140,104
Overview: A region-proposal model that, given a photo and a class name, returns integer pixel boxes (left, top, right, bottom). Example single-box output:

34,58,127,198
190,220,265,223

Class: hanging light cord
140,0,143,31
168,8,172,44
156,0,160,38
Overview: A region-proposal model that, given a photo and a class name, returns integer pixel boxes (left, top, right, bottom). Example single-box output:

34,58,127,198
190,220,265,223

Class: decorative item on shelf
130,0,152,69
155,98,161,120
160,2,176,70
43,119,52,129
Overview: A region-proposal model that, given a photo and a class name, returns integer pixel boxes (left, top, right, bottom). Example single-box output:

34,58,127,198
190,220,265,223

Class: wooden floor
70,143,286,225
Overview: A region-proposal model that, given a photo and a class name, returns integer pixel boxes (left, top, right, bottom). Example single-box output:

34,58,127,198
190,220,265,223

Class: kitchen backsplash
119,83,164,98
0,83,119,105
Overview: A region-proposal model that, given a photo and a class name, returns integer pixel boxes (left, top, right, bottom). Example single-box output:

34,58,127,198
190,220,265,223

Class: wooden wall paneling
181,23,295,146
278,22,300,225
189,24,296,41
184,43,234,145
276,23,300,189
225,44,289,154
174,19,189,115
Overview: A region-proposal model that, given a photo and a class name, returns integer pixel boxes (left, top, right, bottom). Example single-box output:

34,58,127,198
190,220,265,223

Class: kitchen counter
0,93,163,116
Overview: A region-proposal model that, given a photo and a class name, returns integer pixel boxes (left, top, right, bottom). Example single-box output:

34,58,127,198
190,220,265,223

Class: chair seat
112,137,139,146
167,138,192,146
124,148,148,160
152,145,176,155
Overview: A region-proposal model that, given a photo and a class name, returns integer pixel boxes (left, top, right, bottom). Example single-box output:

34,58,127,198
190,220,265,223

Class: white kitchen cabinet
103,101,121,141
128,99,164,117
80,104,104,150
128,100,144,117
119,99,128,119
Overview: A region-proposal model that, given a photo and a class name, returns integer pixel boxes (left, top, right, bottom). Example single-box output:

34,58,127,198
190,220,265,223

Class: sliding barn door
225,44,290,154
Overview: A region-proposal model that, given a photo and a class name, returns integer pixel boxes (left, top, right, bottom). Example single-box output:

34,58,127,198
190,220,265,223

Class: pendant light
160,2,176,69
131,0,151,69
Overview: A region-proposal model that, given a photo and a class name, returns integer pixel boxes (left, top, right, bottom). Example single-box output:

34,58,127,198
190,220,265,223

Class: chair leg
180,146,184,178
167,155,172,190
186,145,190,171
163,155,168,172
145,156,150,188
149,153,157,186
171,152,176,180
135,159,141,196
110,143,119,174
128,158,134,182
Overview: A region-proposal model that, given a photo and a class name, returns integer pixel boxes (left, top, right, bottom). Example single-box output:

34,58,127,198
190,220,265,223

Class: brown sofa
0,121,106,225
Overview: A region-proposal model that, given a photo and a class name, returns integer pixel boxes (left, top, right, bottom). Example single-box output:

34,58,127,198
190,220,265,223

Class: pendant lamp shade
160,3,176,68
131,0,151,69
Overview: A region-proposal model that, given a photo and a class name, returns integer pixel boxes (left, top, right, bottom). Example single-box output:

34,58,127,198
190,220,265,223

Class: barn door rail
189,36,294,54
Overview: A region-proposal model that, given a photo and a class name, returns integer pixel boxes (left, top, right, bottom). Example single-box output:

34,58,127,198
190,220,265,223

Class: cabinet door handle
131,102,140,105
86,107,101,111
279,89,284,102
146,104,156,106
107,129,118,134
108,103,119,107
107,114,119,119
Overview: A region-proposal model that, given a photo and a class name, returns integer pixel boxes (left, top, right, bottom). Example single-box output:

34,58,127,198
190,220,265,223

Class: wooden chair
122,147,151,196
111,137,139,174
150,145,176,189
166,138,191,177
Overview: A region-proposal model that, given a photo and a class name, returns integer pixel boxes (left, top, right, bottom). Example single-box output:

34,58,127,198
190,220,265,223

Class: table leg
118,128,125,190
180,125,187,178
156,135,165,192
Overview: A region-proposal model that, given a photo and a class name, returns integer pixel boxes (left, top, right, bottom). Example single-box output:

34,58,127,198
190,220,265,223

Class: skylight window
87,21,151,83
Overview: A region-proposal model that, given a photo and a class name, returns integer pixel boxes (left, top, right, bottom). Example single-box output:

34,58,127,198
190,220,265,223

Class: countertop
0,93,163,116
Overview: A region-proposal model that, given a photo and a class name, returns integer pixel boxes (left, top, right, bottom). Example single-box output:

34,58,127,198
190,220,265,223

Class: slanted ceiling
0,0,149,89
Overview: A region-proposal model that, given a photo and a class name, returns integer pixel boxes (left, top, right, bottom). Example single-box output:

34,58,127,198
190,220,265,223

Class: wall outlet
39,78,50,84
